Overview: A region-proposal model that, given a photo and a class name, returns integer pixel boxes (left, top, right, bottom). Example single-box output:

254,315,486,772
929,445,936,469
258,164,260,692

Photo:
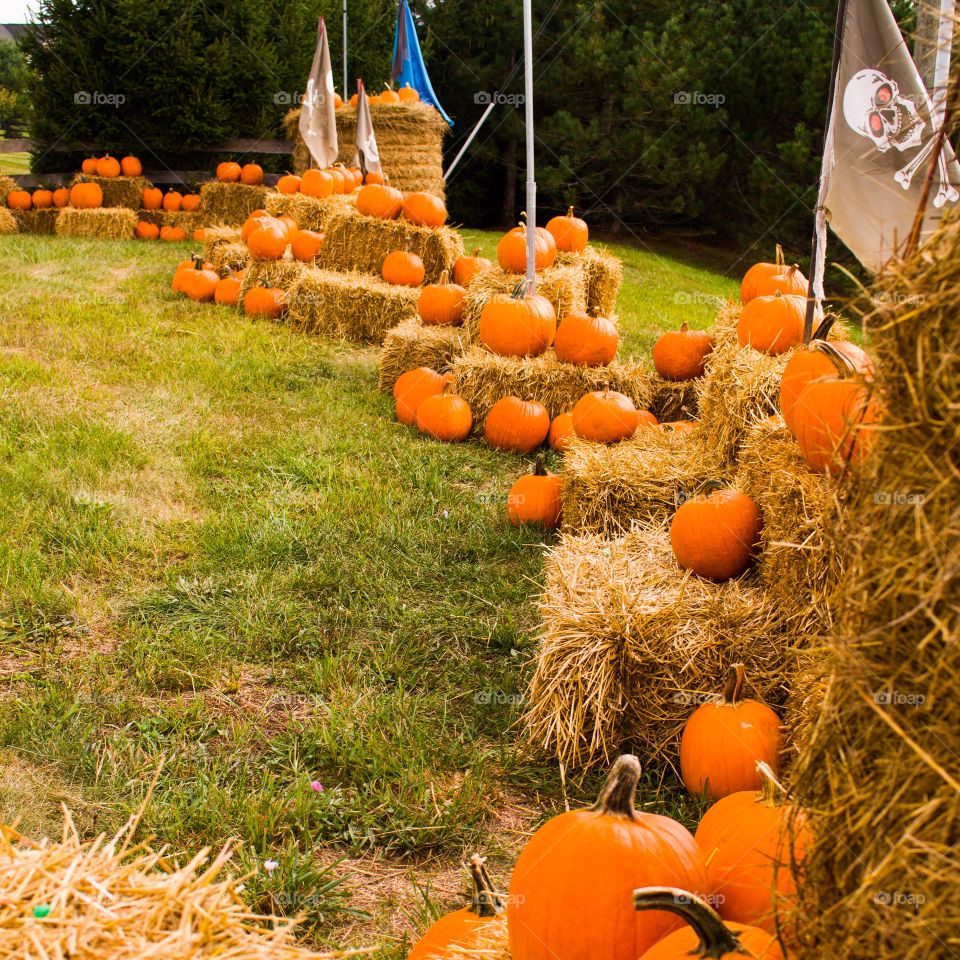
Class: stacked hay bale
238,258,311,305
71,174,149,210
203,227,249,277
285,102,448,197
0,207,16,235
200,181,271,227
55,207,138,240
789,219,959,960
377,320,471,393
0,174,15,204
139,209,204,234
265,192,356,232
11,209,59,235
557,246,623,315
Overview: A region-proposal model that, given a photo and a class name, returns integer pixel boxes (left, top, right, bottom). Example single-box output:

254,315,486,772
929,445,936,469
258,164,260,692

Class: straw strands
0,174,16,204
451,348,652,434
556,246,623,315
72,174,151,210
287,269,419,343
648,376,699,422
0,207,17,235
0,813,370,959
203,227,248,276
238,258,309,305
265,192,356,232
377,320,471,393
445,916,511,960
139,209,204,233
200,181,271,226
316,211,463,284
524,526,792,769
55,207,138,239
789,216,960,960
12,208,59,235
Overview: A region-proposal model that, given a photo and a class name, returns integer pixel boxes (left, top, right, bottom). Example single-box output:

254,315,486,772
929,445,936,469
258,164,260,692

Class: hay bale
0,174,16,204
265,192,356,232
789,217,960,960
0,813,355,958
316,210,462,284
138,209,204,234
451,347,652,435
285,102,449,196
648,377,699,422
288,268,419,343
210,242,250,278
462,265,589,341
72,174,150,210
562,426,727,535
557,245,623,315
238,257,309,306
55,206,138,240
377,319,471,393
523,526,792,769
200,181,271,226
0,207,17,235
12,208,59,235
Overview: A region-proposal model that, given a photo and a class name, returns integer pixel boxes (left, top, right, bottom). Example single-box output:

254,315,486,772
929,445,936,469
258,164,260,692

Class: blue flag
391,0,453,126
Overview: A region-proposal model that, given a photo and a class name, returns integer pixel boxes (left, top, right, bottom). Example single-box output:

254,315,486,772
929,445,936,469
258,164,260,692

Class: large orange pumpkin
736,293,806,356
652,322,714,381
507,455,564,528
394,366,450,425
403,191,447,227
291,229,324,262
241,210,270,243
179,261,219,302
478,281,556,358
484,396,550,453
453,248,494,287
416,384,473,442
240,163,264,185
301,168,334,198
508,755,708,960
546,206,588,252
553,309,618,366
246,220,288,260
52,187,70,208
679,664,782,800
634,887,783,960
6,189,31,210
31,189,53,209
244,285,287,319
216,161,242,183
497,222,557,272
95,154,121,178
120,155,142,177
571,390,645,443
694,765,813,933
669,486,761,581
418,271,466,325
356,183,404,219
382,250,425,286
69,180,103,209
754,263,807,298
141,187,163,210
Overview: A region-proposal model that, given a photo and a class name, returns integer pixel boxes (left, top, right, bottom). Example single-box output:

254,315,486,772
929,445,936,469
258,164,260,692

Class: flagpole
522,0,536,291
803,0,850,343
343,0,348,99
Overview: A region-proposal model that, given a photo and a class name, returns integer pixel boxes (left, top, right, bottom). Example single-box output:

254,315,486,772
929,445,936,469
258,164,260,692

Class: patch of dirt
0,750,91,841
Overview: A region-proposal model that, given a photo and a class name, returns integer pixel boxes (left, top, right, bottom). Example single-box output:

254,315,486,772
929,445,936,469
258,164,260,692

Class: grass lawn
0,232,739,949
0,151,31,175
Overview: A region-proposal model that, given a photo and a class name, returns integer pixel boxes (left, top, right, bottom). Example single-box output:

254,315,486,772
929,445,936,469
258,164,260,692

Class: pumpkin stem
566,206,575,217
532,452,549,476
810,314,836,343
807,339,858,379
722,663,746,706
438,270,449,285
633,887,745,960
467,854,504,917
756,761,786,807
471,248,482,257
775,244,784,266
679,321,689,333
510,278,531,300
592,754,641,820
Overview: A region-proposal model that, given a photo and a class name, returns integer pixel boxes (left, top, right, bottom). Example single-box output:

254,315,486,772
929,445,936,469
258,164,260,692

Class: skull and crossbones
843,68,958,207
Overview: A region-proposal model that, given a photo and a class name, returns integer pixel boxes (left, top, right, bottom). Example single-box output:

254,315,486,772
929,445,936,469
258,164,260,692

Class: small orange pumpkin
571,390,644,443
181,193,201,212
291,229,324,262
357,183,404,219
216,161,242,183
382,250,425,287
241,210,270,243
159,225,187,241
736,293,806,356
652,323,714,381
244,284,287,319
740,245,789,303
277,174,302,195
754,263,807,298
394,366,450,425
6,190,31,210
52,187,70,208
240,163,264,185
507,454,564,528
416,383,473,442
418,271,466,326
546,206,588,252
81,157,98,175
179,260,220,302
135,221,160,240
403,191,447,227
484,396,550,453
478,280,556,358
548,412,575,452
69,180,103,209
497,221,557,272
141,186,163,210
31,189,53,209
453,248,494,286
301,168,334,198
246,220,289,260
553,309,618,366
120,155,142,177
96,154,121,178
398,84,420,103
162,191,183,212
214,275,243,307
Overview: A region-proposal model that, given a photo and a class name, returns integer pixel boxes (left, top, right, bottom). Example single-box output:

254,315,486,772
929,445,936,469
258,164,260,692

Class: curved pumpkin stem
566,205,575,218
470,247,482,258
679,320,689,333
510,278,532,300
633,887,744,960
756,761,786,807
532,452,549,476
437,270,449,285
775,244,785,267
593,754,641,820
467,854,504,917
722,663,746,706
807,338,859,379
810,314,836,342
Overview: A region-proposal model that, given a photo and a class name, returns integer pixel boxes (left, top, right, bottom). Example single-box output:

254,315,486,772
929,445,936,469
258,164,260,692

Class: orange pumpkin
754,264,807,298
416,384,473,442
120,155,142,177
398,84,420,103
484,396,550,453
669,487,761,581
546,206,588,252
571,390,643,443
379,87,400,104
357,183,404,219
680,664,782,800
31,189,53,209
508,455,564,528
548,412,575,452
6,190,31,210
141,187,163,210
162,191,183,212
736,293,806,356
69,181,103,209
96,154,121,178
740,245,788,303
277,174,302,195
193,228,206,242
695,765,813,933
52,187,70,208
394,366,451,426
159,225,187,241
382,250,425,286
652,322,714,381
453,248,494,287
135,221,160,240
478,281,556,358
291,229,324,262
364,169,384,185
246,220,289,260
300,168,334,198
81,157,98,175
179,261,220,302
418,271,466,325
508,756,709,960
408,855,503,960
497,222,557,272
181,193,201,212
244,285,287,319
403,191,447,227
214,275,243,307
241,210,270,243
553,310,618,366
216,161,242,183
240,163,264,185
634,887,783,960
326,168,347,194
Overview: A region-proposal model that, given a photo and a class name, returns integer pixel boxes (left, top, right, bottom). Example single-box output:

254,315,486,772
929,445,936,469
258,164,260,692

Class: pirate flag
298,18,339,169
353,81,383,179
814,0,960,287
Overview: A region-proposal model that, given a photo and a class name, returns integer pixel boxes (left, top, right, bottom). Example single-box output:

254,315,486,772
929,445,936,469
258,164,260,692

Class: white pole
522,0,536,292
933,0,955,125
343,0,348,101
444,100,497,180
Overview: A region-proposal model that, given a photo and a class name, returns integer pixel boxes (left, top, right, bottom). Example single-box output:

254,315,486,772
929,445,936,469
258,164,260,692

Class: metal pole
933,0,955,125
444,101,497,180
522,0,536,292
343,0,348,100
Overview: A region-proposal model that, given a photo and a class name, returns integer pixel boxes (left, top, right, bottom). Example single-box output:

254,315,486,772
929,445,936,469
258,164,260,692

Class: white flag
353,81,383,178
299,18,338,169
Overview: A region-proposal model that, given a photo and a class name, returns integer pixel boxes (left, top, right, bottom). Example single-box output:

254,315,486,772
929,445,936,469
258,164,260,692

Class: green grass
0,233,737,948
0,151,30,175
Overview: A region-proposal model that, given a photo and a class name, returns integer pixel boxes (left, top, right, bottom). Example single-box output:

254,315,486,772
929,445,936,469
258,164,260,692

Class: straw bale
0,207,17,235
210,242,250,278
789,216,960,960
139,209,204,233
451,347,652,435
72,173,150,210
0,174,16,204
0,812,368,958
12,208,59,235
647,376,699,422
782,647,827,764
287,268,419,343
557,245,623,315
316,210,462,284
238,257,309,306
55,206,137,240
200,181,271,226
561,426,727,535
377,319,471,393
524,526,792,769
461,266,588,341
265,192,356,232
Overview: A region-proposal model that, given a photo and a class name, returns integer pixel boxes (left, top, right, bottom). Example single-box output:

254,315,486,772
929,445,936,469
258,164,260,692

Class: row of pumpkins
411,665,802,960
5,154,146,211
